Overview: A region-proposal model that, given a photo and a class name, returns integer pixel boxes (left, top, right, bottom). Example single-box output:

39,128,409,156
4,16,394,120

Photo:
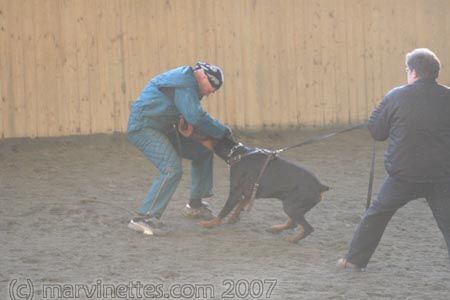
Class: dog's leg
227,197,247,224
269,217,295,234
284,217,314,243
199,189,242,228
199,217,222,228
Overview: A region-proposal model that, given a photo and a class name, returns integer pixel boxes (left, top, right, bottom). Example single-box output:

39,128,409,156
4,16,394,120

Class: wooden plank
155,0,171,71
73,0,91,135
86,0,105,134
113,0,129,133
302,0,322,126
48,0,64,136
249,1,267,129
292,0,307,127
333,0,350,126
6,0,42,138
47,0,63,136
345,0,365,124
0,0,6,137
93,1,113,133
210,1,227,123
420,0,450,84
439,0,450,85
33,0,53,136
123,0,143,108
212,0,229,125
163,0,179,68
116,0,133,131
104,0,126,133
367,0,383,119
266,0,281,128
10,0,25,136
254,0,275,128
58,0,78,135
58,1,81,135
274,0,292,128
361,0,375,122
0,0,12,137
234,0,245,128
197,0,224,125
320,0,338,126
214,0,238,127
131,0,155,102
281,0,299,128
215,0,229,126
241,0,260,129
21,0,39,137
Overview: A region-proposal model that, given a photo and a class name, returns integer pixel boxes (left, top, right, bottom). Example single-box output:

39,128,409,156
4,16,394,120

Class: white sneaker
128,216,163,235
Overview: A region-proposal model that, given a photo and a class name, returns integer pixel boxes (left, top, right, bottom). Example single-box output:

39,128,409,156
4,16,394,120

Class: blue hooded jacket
128,66,227,138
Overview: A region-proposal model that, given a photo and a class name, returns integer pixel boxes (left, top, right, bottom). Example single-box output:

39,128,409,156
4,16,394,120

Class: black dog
199,134,329,243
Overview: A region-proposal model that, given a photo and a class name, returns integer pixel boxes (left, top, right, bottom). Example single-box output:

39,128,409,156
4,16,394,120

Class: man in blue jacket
338,48,450,270
127,62,230,235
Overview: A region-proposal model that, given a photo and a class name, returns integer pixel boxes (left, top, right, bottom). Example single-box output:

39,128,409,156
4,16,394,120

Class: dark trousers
346,176,450,268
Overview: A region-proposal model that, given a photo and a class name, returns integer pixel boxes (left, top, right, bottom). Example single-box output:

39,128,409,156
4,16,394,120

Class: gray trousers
346,176,450,268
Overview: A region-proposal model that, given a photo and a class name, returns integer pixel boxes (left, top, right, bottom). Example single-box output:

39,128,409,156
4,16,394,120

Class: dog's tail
319,184,330,201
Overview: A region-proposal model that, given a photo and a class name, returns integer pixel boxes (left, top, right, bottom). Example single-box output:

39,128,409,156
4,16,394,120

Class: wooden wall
1,0,449,138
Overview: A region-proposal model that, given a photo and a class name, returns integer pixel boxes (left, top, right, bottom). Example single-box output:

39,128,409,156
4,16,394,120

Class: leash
244,123,368,212
275,123,367,154
366,140,376,210
244,151,276,212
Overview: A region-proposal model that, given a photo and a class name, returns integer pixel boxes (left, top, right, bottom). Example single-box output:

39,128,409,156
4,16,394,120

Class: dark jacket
368,78,450,182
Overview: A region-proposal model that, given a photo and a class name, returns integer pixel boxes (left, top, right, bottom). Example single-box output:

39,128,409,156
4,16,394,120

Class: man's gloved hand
223,126,239,143
223,126,233,138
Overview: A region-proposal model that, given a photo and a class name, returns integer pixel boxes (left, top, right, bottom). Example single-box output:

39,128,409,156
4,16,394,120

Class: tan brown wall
1,0,450,138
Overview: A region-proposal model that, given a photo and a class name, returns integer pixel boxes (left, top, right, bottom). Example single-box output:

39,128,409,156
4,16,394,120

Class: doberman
179,119,329,243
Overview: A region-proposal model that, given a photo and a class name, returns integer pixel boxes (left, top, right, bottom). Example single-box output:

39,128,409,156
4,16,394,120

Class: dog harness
225,146,277,212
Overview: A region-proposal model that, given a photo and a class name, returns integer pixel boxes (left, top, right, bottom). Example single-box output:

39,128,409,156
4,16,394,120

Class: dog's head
177,117,252,162
212,133,251,162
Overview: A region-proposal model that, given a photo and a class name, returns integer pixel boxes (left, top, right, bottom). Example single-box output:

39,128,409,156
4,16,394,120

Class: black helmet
194,61,224,90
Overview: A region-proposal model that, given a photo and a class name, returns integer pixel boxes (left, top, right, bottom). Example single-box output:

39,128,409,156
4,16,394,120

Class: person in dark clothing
337,48,450,271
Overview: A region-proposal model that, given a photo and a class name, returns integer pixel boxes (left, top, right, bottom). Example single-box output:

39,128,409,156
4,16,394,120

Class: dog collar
227,148,274,167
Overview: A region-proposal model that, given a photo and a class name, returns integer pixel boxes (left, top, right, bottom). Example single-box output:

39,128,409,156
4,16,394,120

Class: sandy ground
1,128,449,300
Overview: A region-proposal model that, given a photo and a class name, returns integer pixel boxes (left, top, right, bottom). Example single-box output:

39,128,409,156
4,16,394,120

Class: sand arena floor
1,128,449,300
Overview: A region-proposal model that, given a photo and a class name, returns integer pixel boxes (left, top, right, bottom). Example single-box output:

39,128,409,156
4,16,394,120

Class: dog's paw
284,235,301,244
227,214,240,224
198,218,222,228
268,224,287,234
